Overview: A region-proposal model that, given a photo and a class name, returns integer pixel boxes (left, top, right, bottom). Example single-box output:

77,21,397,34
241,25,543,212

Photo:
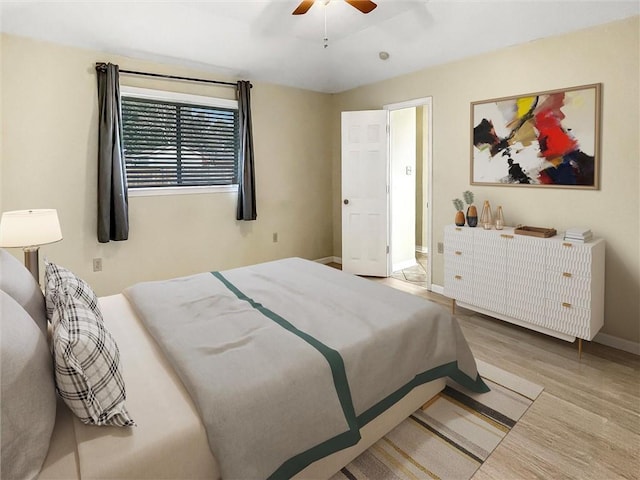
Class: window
121,87,239,192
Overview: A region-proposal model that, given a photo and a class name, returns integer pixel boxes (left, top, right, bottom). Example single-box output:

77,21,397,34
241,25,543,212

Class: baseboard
314,257,333,265
430,284,444,295
593,332,640,356
315,256,342,265
415,245,428,254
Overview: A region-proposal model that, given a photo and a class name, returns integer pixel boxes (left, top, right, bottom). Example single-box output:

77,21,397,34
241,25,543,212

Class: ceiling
1,1,638,93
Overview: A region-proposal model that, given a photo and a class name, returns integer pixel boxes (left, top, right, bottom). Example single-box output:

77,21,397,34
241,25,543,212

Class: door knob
343,199,349,205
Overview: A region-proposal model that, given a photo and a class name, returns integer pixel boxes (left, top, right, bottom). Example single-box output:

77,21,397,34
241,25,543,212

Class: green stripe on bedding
357,362,489,428
211,271,361,480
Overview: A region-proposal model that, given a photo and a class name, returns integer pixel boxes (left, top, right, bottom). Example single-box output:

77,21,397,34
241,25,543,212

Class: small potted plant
463,190,478,227
452,198,465,226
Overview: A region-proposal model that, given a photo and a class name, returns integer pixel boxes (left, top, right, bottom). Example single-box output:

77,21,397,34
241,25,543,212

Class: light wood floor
336,267,640,479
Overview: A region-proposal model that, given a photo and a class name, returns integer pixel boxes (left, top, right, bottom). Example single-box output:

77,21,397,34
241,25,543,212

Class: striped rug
331,361,543,480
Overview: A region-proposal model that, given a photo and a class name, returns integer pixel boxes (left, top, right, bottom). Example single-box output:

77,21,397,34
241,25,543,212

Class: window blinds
122,96,239,188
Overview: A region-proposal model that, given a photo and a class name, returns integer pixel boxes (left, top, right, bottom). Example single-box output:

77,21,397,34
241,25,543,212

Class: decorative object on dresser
479,200,493,230
453,198,465,226
495,206,505,230
564,227,593,243
471,83,601,189
463,190,478,227
514,226,558,238
444,225,604,357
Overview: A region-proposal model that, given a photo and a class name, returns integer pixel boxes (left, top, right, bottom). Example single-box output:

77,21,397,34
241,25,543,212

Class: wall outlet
93,258,102,272
272,232,278,243
437,242,444,254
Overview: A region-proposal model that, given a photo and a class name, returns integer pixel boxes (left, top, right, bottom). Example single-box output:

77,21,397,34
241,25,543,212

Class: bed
0,252,488,480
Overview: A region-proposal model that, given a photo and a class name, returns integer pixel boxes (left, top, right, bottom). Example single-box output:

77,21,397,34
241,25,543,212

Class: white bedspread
124,258,488,480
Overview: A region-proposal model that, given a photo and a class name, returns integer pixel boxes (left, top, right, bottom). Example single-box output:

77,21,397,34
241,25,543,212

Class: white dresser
444,225,605,343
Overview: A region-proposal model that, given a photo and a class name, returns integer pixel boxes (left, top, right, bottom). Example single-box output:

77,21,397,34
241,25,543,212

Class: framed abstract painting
471,83,601,189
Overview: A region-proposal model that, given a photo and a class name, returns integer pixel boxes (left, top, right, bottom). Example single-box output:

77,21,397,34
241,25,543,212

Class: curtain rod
95,63,251,88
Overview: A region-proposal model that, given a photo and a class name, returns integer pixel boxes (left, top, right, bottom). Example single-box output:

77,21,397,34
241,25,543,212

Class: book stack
564,227,593,243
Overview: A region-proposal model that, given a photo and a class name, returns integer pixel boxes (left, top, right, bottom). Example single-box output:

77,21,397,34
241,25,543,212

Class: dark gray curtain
236,80,256,221
96,62,129,242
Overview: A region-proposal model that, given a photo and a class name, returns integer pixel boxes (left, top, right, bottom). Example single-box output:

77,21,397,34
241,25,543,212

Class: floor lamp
0,209,63,282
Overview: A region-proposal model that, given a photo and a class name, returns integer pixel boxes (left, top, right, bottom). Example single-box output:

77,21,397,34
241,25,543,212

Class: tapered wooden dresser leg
578,338,583,359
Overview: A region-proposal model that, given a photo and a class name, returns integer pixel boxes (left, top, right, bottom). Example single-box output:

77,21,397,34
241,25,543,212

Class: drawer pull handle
455,251,462,256
454,275,462,280
562,242,573,248
562,302,572,308
500,234,514,239
562,272,573,278
455,227,462,231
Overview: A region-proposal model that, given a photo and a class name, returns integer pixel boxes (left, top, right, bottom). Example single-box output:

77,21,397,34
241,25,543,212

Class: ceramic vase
466,205,478,227
454,210,465,226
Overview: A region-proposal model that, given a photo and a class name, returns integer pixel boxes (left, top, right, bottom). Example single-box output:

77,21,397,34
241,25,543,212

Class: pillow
45,260,135,427
0,248,48,336
1,290,57,480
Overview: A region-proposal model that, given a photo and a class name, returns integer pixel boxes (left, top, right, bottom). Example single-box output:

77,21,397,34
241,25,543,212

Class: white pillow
0,248,48,335
45,261,135,427
1,290,57,480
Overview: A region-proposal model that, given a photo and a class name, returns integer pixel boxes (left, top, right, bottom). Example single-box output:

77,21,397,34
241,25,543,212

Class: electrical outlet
272,232,278,243
437,242,444,254
93,258,102,272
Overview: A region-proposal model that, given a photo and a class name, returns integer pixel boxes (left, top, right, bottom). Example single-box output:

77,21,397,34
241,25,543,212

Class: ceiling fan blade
292,0,315,15
345,0,377,14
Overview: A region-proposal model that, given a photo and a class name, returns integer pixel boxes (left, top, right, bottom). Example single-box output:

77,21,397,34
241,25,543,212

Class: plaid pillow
45,261,135,427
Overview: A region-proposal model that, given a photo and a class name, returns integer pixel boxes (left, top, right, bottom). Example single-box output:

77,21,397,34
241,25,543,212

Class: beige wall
331,17,640,344
1,34,333,295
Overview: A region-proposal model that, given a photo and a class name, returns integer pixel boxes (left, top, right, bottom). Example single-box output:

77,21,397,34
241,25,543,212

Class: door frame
384,97,433,290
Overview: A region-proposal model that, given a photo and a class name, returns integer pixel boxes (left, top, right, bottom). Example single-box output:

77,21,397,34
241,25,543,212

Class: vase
454,210,465,226
466,205,478,227
495,206,505,230
480,200,493,230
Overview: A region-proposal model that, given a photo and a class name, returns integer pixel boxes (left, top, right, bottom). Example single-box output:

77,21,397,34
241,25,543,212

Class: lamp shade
0,209,63,248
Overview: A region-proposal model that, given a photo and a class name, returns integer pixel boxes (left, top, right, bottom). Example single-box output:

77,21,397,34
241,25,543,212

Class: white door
341,110,389,277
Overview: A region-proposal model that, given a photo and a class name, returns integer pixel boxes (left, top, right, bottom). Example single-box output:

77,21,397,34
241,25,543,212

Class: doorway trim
384,97,433,290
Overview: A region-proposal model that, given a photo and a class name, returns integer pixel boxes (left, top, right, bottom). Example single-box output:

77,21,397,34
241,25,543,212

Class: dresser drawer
545,270,592,308
444,266,473,303
508,266,546,292
507,235,547,273
544,300,592,339
546,242,593,277
444,246,472,268
506,295,546,326
444,226,474,252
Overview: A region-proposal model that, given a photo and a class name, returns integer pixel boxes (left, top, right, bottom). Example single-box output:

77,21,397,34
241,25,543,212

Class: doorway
385,98,432,289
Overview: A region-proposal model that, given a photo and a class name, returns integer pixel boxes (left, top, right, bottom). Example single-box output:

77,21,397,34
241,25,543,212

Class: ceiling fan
292,0,378,15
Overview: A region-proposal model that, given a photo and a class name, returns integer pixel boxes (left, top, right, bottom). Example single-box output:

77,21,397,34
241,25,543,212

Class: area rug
331,360,543,480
